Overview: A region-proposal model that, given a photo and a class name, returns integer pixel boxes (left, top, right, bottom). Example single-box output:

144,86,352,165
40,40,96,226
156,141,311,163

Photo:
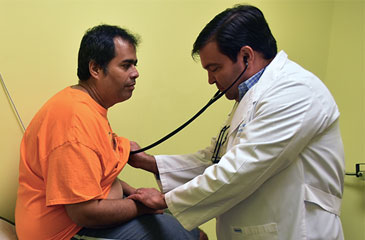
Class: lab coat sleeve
156,139,215,193
164,77,339,230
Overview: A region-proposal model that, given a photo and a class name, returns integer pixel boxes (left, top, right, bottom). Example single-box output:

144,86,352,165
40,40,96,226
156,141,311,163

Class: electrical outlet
355,163,365,181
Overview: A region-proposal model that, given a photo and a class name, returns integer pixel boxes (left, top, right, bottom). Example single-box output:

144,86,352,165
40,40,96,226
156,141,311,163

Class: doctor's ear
239,46,254,65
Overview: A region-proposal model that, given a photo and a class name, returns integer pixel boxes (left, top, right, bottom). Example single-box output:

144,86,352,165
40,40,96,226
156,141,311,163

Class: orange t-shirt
15,87,130,240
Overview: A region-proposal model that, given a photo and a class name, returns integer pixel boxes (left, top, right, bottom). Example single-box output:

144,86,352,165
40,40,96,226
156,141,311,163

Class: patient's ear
89,60,102,79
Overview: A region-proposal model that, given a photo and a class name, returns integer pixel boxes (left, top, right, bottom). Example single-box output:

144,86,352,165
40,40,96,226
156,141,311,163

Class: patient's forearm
65,178,160,228
65,197,158,228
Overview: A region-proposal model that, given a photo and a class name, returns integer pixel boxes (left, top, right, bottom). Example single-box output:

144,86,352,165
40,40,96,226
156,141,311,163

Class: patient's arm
107,178,135,199
119,179,136,196
105,178,124,199
65,178,162,228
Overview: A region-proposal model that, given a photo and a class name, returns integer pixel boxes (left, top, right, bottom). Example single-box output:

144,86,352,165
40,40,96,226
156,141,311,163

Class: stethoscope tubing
130,62,248,154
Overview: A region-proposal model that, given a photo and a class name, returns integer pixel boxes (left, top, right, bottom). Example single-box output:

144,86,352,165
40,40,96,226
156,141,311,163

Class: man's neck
73,81,108,109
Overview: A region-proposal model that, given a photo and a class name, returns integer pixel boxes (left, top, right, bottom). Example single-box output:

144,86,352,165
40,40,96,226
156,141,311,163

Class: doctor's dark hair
77,24,140,81
192,5,277,62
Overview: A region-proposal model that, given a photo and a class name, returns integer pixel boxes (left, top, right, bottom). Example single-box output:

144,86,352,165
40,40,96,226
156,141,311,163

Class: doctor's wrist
141,153,159,174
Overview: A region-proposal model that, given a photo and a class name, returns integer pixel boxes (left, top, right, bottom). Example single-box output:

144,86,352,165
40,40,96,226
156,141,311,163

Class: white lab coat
156,51,345,240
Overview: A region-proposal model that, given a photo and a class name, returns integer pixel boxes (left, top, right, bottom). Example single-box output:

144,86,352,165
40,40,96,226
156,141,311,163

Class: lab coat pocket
231,223,278,240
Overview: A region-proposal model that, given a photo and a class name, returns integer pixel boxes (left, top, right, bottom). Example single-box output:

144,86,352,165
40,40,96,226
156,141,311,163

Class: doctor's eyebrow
203,63,219,70
204,63,220,72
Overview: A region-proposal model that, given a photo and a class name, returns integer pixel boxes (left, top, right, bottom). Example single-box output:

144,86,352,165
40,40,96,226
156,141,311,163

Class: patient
15,24,206,240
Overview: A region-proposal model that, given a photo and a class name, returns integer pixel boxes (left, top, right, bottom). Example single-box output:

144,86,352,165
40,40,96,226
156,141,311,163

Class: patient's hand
128,188,167,210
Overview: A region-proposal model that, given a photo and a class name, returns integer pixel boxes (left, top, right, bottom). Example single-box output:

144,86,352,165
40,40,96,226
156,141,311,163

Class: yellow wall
325,2,365,239
0,0,363,239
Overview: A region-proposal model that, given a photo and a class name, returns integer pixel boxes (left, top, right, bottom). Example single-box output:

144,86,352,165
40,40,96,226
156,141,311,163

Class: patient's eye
121,63,132,70
120,60,137,71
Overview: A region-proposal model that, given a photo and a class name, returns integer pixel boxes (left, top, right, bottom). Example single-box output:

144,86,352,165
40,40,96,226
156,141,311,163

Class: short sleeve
45,142,104,206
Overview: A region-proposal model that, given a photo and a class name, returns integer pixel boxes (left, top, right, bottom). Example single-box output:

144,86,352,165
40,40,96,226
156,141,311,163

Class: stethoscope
130,58,248,154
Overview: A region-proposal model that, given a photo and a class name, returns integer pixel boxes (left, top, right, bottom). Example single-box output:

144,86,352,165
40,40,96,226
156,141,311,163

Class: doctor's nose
208,72,216,85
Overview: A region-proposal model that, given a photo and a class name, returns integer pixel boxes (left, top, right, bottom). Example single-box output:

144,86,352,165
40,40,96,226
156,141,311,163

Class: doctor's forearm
146,155,158,174
129,149,159,174
138,153,159,174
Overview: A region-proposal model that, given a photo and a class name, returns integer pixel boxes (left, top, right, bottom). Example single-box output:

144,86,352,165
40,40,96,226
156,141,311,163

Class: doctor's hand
129,141,159,174
127,188,167,210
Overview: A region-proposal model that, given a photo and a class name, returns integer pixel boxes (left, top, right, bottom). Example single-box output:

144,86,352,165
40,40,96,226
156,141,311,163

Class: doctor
129,5,345,240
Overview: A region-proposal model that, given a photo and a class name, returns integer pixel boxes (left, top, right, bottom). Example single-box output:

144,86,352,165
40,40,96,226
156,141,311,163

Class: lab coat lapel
227,91,253,138
226,51,288,140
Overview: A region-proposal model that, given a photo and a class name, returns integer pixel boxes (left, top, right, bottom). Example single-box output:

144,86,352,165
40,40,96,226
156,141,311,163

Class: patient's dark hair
77,24,140,81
